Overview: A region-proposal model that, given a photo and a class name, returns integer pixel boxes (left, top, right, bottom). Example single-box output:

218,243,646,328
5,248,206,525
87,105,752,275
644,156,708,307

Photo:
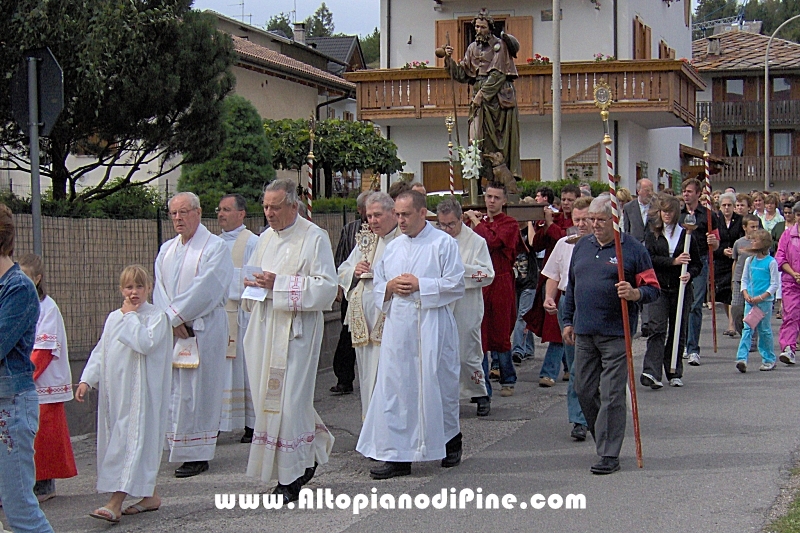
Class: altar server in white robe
357,190,465,480
337,192,401,420
77,265,172,522
217,194,258,443
154,191,233,478
435,197,494,417
242,178,338,504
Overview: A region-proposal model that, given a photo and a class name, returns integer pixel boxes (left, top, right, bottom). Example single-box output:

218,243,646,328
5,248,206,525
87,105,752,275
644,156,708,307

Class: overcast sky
192,0,380,37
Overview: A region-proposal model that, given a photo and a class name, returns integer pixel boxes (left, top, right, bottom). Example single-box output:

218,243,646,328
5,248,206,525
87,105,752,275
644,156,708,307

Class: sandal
89,506,121,523
723,329,735,336
123,503,160,515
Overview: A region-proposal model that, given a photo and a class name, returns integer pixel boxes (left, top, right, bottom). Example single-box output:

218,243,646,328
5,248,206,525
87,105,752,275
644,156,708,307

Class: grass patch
768,489,800,533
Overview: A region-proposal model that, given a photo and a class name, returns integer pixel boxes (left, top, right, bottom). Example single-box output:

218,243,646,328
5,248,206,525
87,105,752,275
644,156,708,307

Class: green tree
0,1,235,203
179,95,275,213
361,27,380,67
263,118,404,197
266,12,293,37
304,2,335,38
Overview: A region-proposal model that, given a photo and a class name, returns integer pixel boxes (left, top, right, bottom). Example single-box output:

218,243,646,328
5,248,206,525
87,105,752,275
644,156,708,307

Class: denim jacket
0,263,40,397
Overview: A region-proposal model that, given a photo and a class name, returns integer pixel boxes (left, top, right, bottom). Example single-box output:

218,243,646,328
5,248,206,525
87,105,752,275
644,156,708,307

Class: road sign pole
27,56,43,256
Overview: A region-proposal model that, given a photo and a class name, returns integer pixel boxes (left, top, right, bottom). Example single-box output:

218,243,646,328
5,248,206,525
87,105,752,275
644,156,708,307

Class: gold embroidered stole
225,229,254,358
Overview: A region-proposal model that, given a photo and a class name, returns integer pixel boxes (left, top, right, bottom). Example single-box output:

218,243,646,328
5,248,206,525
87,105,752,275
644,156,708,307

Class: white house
346,0,704,193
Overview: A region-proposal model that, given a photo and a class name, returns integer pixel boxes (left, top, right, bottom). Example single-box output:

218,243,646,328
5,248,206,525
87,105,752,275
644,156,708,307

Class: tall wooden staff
446,115,456,196
699,118,717,353
594,80,643,468
670,214,697,373
307,115,315,220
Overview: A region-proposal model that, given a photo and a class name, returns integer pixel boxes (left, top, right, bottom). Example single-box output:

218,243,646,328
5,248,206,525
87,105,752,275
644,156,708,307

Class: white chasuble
452,224,494,399
337,225,401,420
219,225,258,432
154,223,233,462
242,216,338,484
356,222,465,462
80,303,172,497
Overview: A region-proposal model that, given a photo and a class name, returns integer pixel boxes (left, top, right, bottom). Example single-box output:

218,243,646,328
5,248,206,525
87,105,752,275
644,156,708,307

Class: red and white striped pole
700,118,717,353
446,115,455,196
307,117,315,220
595,80,643,469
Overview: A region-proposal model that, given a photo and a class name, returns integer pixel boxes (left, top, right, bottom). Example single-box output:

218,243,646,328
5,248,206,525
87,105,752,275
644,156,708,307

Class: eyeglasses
169,208,197,219
437,221,459,230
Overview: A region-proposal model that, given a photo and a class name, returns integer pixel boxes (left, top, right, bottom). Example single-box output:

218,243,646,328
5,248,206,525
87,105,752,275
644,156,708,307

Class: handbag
743,305,765,330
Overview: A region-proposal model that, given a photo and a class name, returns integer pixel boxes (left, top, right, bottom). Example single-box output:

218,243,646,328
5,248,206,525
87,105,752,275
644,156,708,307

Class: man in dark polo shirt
562,194,660,475
680,178,719,367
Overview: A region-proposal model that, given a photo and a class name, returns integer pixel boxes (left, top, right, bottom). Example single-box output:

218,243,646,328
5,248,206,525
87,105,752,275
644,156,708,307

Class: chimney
293,22,306,44
707,35,722,56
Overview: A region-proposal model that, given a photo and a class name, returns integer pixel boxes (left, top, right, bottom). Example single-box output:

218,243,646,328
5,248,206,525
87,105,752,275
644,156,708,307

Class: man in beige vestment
242,179,337,503
337,192,401,420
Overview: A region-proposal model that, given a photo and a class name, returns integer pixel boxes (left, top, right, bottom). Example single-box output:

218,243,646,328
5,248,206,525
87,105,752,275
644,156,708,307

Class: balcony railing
718,155,800,183
345,60,705,126
696,101,800,129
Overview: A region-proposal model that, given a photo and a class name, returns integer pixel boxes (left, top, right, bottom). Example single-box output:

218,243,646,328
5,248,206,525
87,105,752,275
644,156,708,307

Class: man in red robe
524,185,579,386
464,182,520,397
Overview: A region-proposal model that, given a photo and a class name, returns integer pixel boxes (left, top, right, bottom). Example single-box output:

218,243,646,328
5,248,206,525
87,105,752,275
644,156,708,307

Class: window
774,132,792,157
725,79,744,101
773,77,791,101
659,40,675,59
724,132,745,157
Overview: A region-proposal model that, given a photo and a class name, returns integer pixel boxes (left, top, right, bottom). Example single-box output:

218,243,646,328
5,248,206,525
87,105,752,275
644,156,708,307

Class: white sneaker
779,348,796,365
759,362,777,371
640,373,663,389
669,378,684,387
682,348,689,360
687,353,700,366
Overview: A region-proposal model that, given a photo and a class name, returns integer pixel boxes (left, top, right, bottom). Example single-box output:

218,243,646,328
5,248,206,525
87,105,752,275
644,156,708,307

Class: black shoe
441,432,462,468
299,462,318,485
369,461,411,480
272,481,301,504
330,383,353,395
174,461,209,478
590,456,620,475
512,353,523,365
240,426,254,444
474,396,491,417
640,327,651,338
570,423,587,441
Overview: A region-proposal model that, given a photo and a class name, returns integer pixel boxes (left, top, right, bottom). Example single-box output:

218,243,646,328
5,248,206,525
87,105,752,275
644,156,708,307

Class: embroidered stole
251,218,311,413
225,229,254,358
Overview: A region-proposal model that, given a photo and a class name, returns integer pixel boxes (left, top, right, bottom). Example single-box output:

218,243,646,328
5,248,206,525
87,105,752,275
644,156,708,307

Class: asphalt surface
7,307,800,533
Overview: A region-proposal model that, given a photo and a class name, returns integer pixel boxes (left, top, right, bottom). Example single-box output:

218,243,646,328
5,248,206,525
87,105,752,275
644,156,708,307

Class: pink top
775,224,800,283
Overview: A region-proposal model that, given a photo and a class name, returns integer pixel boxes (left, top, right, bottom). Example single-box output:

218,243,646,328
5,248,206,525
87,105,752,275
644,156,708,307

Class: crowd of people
1,177,799,531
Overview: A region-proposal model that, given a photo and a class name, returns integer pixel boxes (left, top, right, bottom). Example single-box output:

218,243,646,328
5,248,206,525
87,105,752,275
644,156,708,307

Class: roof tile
692,31,800,71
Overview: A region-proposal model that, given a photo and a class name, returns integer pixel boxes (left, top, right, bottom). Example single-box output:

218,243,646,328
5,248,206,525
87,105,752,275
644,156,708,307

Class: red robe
525,214,573,343
472,212,521,352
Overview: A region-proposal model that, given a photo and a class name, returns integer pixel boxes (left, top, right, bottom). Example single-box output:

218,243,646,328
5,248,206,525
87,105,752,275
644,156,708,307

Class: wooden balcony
696,101,800,130
718,156,800,183
345,59,704,127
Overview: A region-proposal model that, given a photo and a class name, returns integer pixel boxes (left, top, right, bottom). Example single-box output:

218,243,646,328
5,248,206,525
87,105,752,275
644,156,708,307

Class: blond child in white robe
77,265,172,523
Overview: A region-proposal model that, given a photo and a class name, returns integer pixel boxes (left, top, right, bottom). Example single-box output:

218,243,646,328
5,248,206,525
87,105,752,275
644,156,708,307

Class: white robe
337,225,401,420
356,222,465,462
451,224,494,399
154,224,233,462
80,303,172,497
219,225,258,432
33,296,73,404
242,216,338,485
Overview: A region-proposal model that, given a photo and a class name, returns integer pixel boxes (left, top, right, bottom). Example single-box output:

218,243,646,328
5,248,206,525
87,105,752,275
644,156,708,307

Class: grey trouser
574,334,628,459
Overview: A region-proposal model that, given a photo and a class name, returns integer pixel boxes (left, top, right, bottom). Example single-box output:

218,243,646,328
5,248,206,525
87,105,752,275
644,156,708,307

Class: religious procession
3,2,800,532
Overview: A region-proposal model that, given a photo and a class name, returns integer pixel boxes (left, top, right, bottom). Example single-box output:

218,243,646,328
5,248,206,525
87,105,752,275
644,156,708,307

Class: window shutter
504,16,533,66
435,19,459,67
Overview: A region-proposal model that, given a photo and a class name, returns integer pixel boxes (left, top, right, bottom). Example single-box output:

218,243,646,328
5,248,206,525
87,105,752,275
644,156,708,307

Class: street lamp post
764,14,800,191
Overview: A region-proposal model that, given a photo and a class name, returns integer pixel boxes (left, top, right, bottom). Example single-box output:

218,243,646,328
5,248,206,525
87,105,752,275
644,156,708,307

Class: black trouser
642,288,690,381
332,300,356,387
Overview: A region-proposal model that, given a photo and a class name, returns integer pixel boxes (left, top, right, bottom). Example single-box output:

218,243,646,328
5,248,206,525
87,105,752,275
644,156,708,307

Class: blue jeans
488,350,516,386
736,301,776,364
0,389,54,533
512,288,536,358
539,342,564,380
686,256,708,355
558,298,587,426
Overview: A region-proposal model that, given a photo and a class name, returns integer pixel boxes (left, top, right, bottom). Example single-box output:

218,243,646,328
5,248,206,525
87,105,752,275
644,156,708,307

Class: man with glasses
241,179,338,503
562,195,660,474
216,194,258,443
437,197,494,416
154,192,234,478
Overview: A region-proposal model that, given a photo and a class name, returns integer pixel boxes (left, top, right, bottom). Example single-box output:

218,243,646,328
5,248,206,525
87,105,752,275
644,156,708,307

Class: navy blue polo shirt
563,233,660,337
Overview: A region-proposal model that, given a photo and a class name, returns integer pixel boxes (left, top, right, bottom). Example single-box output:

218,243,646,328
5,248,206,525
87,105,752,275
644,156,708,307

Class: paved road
10,308,800,533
